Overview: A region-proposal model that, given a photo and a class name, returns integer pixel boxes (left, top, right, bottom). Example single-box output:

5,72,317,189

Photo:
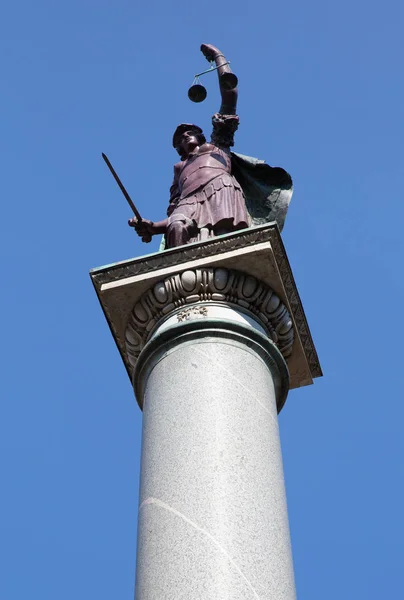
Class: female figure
129,44,249,248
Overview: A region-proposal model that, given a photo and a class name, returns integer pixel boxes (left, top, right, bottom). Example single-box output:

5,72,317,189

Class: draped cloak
230,151,293,232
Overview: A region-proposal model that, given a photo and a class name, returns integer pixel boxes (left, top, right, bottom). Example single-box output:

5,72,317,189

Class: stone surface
134,311,296,600
90,223,322,391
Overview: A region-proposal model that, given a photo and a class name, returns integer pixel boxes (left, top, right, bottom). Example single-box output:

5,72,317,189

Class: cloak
231,152,293,232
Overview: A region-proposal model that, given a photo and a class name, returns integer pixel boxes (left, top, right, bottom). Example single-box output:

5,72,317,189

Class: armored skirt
168,172,249,239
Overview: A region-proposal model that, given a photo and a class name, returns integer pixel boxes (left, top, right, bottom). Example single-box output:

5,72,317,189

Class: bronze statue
129,44,293,249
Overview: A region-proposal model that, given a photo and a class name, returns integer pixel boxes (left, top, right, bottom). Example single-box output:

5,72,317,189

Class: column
133,303,296,600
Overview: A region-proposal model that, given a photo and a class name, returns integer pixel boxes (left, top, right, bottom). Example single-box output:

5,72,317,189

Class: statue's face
179,130,199,156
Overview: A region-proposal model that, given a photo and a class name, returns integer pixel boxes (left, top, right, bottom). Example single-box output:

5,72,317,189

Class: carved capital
125,267,294,370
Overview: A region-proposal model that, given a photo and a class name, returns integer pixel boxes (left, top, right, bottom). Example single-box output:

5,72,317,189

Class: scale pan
188,84,207,103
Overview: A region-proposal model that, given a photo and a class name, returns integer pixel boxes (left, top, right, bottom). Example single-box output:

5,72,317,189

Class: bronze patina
128,43,293,249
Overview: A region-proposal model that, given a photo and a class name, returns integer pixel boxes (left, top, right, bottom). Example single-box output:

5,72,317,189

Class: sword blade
102,153,143,222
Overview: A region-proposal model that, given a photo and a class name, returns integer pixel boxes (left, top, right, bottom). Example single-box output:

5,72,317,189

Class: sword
102,153,152,242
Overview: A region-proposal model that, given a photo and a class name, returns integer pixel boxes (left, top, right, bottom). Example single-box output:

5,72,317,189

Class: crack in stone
140,496,261,600
193,346,278,425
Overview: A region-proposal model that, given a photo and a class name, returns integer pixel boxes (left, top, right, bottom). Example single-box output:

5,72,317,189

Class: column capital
90,223,322,393
126,266,294,371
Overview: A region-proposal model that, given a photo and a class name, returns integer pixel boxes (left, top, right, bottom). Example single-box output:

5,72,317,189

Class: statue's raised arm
200,44,238,115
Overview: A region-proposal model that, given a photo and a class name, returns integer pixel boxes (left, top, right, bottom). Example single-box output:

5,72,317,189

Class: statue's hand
200,44,220,62
128,217,154,242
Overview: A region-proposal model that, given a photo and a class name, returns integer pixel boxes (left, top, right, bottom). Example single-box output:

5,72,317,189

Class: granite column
134,303,296,600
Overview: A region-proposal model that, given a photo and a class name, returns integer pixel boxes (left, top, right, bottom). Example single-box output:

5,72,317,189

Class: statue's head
173,124,206,159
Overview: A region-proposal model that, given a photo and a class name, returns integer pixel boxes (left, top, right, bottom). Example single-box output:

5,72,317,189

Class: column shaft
134,313,296,600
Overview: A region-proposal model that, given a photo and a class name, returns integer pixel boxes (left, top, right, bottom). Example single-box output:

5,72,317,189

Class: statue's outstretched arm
128,217,168,241
200,44,238,115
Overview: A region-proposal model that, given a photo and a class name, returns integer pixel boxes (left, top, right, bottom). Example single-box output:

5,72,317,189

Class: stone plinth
90,223,321,397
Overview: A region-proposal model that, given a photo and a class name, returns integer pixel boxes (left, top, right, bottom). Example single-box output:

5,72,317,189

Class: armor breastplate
179,150,231,199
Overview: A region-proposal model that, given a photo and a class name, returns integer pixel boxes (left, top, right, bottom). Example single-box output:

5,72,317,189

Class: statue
128,44,293,249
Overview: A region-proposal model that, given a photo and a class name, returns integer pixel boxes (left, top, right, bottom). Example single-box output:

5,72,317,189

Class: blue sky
1,0,403,597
